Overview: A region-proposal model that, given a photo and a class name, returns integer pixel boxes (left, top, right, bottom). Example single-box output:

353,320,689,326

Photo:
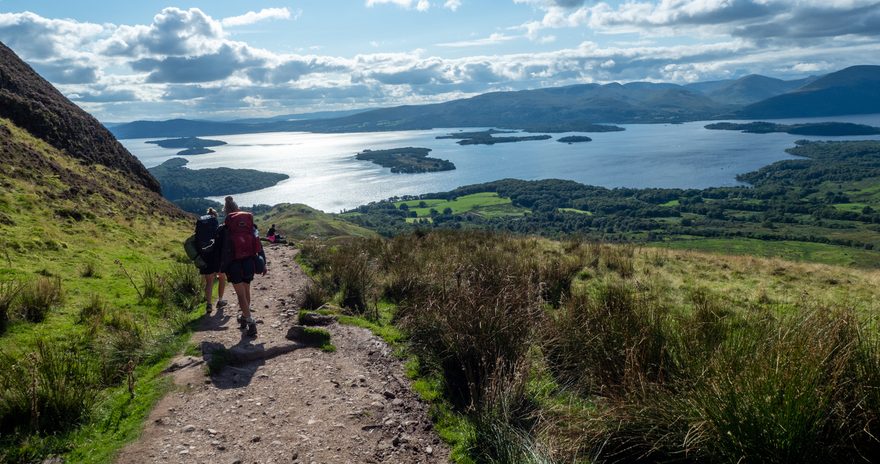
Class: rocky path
116,245,449,464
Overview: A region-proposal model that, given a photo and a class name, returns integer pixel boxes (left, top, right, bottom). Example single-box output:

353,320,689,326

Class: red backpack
225,211,261,260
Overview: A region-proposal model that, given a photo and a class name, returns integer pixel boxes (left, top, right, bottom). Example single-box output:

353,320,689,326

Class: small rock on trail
115,245,449,463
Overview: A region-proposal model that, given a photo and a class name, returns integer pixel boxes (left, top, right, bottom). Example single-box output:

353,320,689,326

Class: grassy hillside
255,203,377,241
0,117,199,462
300,231,880,463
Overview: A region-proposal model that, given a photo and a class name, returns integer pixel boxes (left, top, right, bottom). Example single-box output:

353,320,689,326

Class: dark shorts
226,256,261,284
198,253,221,275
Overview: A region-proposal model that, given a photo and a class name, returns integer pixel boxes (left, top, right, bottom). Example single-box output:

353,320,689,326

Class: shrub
18,276,63,323
0,340,98,434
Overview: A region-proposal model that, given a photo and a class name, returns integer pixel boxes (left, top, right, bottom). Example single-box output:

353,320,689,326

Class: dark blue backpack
195,215,218,248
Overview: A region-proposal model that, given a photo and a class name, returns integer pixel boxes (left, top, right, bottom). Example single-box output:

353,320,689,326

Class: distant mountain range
110,65,880,139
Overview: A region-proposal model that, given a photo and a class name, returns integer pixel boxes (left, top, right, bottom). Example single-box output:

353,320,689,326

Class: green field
394,192,528,218
655,237,880,268
559,207,593,215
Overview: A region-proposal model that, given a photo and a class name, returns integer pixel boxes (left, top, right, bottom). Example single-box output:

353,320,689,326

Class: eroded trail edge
116,245,449,463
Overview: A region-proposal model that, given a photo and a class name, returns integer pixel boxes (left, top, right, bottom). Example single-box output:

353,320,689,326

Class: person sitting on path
219,196,267,337
195,207,227,314
266,224,277,243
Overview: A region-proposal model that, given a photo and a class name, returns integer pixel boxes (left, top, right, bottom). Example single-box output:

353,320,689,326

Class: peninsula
705,121,880,136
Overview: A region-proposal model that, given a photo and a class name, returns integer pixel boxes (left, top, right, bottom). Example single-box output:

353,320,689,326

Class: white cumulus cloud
221,8,294,27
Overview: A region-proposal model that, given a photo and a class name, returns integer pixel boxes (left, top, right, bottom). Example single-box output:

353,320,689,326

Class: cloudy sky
1,0,878,122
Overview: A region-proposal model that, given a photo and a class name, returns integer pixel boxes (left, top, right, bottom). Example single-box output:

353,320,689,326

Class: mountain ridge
108,65,880,139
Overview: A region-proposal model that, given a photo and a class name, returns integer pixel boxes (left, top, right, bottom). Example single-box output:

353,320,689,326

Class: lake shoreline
122,115,880,212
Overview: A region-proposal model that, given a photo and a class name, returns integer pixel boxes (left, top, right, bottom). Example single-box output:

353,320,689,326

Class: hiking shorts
198,253,221,275
226,256,257,284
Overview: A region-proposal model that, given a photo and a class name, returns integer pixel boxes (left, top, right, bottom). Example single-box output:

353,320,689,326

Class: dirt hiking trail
116,244,449,463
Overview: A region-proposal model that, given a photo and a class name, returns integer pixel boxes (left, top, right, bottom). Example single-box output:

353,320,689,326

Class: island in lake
437,129,552,145
557,136,592,144
146,136,228,156
355,147,455,173
705,121,880,136
148,157,288,200
519,123,625,133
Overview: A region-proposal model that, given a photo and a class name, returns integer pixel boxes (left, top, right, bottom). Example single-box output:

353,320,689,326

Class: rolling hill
739,65,880,118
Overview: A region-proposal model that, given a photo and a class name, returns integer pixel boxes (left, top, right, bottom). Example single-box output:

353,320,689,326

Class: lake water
121,114,880,212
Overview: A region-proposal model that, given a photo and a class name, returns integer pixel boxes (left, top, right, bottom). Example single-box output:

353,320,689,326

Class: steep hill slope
0,42,194,462
0,42,159,192
739,65,880,118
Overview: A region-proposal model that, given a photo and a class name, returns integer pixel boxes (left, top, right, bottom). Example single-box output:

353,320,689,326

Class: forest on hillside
344,140,880,260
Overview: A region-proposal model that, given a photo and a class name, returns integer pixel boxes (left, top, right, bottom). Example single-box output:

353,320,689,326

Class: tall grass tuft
301,282,328,310
78,293,107,327
79,260,100,278
0,340,98,434
140,268,162,300
0,279,23,334
17,276,63,323
399,232,544,408
544,276,671,396
160,263,200,311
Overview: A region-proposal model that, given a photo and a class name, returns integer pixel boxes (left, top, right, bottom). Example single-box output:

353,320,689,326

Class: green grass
659,199,680,207
832,202,869,212
256,203,377,240
0,117,200,461
301,231,880,463
656,237,880,268
395,192,528,218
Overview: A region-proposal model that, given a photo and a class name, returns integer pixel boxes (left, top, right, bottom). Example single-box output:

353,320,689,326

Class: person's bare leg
233,282,251,319
217,273,227,301
203,273,215,309
244,284,251,312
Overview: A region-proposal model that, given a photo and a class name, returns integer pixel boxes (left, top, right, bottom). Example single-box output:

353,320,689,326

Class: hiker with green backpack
184,208,228,314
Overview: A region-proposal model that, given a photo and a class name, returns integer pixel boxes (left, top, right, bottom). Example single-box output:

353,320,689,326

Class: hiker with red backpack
196,208,227,314
216,196,267,337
